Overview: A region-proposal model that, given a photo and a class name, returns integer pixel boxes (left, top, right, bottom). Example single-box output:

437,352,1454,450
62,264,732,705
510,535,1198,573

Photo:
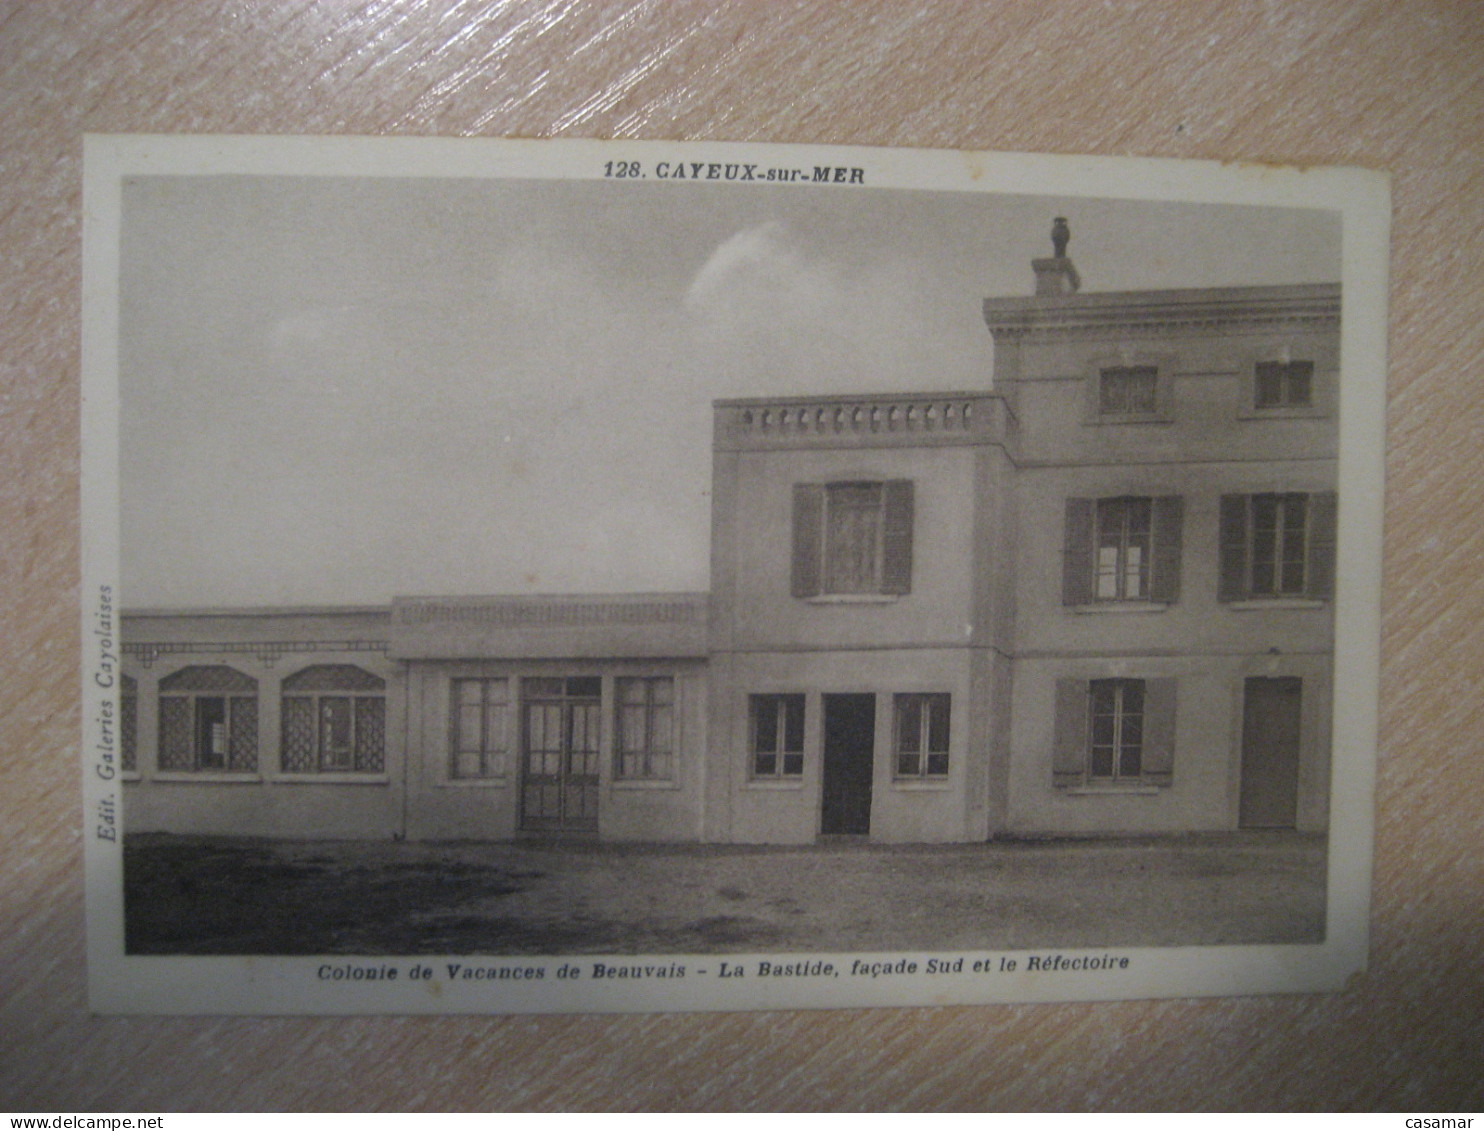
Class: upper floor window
751,693,805,778
1053,677,1177,789
158,665,258,773
1063,496,1183,606
281,664,386,773
615,676,675,782
894,693,950,778
792,479,913,598
1098,366,1159,416
1219,492,1337,601
1254,360,1314,410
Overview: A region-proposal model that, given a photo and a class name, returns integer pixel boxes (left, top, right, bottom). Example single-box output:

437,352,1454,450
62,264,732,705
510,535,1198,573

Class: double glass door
520,676,601,834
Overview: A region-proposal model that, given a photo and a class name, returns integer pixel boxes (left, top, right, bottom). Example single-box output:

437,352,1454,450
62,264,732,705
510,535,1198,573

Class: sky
118,173,1341,607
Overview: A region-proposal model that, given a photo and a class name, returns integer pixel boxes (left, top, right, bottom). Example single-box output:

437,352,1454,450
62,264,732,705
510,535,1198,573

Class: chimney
1032,216,1081,296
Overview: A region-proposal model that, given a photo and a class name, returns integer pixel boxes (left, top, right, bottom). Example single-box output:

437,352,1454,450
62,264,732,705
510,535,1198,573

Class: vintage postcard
80,135,1389,1014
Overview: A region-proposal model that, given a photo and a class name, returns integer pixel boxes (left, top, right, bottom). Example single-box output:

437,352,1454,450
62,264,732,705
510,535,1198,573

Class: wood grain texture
2,0,1481,1111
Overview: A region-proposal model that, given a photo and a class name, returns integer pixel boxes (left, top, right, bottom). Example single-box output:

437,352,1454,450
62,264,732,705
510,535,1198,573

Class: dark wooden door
1239,677,1303,829
822,694,875,835
520,677,601,834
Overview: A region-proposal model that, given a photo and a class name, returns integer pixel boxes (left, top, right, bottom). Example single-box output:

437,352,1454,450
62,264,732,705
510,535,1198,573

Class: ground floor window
158,665,258,772
1088,679,1143,780
751,694,805,778
450,677,509,779
894,693,950,778
281,664,386,773
1053,676,1176,788
615,676,675,781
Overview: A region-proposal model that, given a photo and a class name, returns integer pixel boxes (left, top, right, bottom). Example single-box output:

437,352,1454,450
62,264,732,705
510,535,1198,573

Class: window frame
448,676,510,780
1053,676,1177,790
1219,491,1337,603
1063,495,1183,608
1253,359,1315,411
280,665,387,775
157,665,259,774
614,675,677,783
792,478,914,599
1084,355,1176,425
893,692,951,780
749,693,806,780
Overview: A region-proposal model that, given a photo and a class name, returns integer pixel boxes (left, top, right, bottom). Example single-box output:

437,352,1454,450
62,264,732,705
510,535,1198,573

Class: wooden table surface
2,0,1482,1111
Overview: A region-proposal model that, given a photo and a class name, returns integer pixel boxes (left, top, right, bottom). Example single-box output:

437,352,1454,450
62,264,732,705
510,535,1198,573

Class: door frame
820,692,876,836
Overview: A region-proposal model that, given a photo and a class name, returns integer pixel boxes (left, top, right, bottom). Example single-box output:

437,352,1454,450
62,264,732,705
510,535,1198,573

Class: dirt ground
123,832,1326,956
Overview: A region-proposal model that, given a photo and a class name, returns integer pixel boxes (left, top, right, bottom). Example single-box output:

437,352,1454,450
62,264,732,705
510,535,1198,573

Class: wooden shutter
1062,498,1095,606
1150,495,1184,604
1141,677,1177,785
881,479,915,595
790,483,823,598
1218,494,1249,602
1306,491,1338,599
1052,678,1088,787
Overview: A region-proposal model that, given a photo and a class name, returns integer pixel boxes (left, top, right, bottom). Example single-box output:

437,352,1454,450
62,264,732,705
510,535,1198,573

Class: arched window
158,666,258,772
281,664,386,773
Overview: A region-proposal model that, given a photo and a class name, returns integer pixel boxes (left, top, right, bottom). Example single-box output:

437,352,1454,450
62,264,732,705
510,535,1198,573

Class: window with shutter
1063,496,1182,606
1218,492,1337,602
1052,677,1177,789
792,479,913,598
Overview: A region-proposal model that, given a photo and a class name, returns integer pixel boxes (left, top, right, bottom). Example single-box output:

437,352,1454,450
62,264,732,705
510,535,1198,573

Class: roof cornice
983,282,1341,340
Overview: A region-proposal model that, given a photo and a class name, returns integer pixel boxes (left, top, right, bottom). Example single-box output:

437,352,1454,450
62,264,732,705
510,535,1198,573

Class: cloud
684,221,842,326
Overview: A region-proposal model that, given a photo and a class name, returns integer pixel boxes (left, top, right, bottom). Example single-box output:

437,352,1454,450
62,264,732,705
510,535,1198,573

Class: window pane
1124,544,1144,598
782,696,805,752
281,696,316,772
567,676,601,698
159,697,193,771
320,697,353,769
454,750,484,778
927,696,950,752
926,752,949,776
197,697,227,769
524,677,563,698
782,752,803,776
897,696,922,753
898,752,920,776
755,751,777,776
825,484,882,594
651,704,673,754
1255,363,1284,407
620,704,647,755
1090,746,1115,778
1096,546,1119,599
484,701,506,754
754,697,779,754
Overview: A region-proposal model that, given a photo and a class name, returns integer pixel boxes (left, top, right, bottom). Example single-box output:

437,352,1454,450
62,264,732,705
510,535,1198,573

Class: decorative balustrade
738,397,975,435
719,394,1000,447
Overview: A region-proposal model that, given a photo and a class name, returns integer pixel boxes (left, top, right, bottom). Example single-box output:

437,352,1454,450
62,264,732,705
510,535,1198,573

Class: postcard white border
81,135,1389,1014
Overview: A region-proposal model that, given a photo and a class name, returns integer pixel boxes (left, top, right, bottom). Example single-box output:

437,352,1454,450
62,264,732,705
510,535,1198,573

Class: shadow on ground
124,832,1326,956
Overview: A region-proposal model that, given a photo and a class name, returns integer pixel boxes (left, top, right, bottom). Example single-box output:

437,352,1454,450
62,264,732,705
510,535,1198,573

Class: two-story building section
118,240,1339,844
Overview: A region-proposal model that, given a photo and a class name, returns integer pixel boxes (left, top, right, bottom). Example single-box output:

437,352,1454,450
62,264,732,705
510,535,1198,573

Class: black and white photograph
80,136,1389,1014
